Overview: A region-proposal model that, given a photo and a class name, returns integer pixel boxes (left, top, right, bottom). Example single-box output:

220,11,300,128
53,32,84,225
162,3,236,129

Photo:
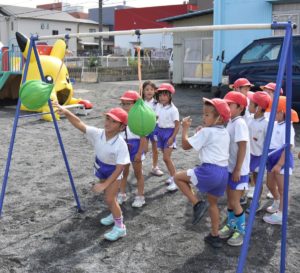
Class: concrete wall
213,0,273,88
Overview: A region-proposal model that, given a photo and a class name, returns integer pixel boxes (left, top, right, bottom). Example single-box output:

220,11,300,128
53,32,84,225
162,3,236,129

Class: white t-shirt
270,121,295,149
85,127,130,165
227,116,250,175
155,102,179,128
248,116,269,156
144,98,157,111
120,126,140,140
188,126,230,167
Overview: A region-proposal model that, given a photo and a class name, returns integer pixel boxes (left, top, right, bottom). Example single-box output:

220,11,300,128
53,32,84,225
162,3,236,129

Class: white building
0,5,106,55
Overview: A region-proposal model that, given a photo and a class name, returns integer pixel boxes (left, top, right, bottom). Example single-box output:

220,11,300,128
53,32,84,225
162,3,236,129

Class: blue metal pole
31,37,83,212
280,28,293,273
0,39,34,217
236,22,292,273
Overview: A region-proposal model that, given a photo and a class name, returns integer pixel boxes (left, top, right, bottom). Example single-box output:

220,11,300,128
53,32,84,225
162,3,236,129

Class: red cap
224,91,248,107
229,78,253,89
260,82,283,95
203,98,231,122
277,96,299,123
105,107,128,125
120,90,141,101
247,91,271,110
156,83,175,94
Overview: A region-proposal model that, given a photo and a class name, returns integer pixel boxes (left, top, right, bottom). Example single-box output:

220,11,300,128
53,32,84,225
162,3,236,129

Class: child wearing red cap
219,91,250,247
53,102,130,241
118,90,147,208
263,96,298,225
230,78,253,125
155,83,180,191
142,80,163,177
174,98,231,248
245,91,271,211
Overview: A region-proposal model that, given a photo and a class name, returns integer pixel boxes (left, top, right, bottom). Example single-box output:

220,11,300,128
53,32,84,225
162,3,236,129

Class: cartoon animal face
16,32,73,106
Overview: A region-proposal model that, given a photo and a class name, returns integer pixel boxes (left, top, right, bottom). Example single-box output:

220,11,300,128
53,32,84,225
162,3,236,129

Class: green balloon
19,80,54,110
128,98,156,137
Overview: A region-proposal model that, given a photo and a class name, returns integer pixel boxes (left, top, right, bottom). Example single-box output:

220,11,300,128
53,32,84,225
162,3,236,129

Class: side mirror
221,50,225,62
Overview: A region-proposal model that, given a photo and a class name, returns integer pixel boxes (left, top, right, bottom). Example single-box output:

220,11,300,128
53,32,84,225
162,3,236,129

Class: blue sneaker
104,225,126,241
100,214,114,226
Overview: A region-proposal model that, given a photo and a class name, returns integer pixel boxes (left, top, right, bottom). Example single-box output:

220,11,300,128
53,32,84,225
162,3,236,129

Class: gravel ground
0,80,299,273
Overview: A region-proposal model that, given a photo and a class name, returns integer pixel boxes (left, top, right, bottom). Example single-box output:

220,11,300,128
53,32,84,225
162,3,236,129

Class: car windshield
240,41,281,64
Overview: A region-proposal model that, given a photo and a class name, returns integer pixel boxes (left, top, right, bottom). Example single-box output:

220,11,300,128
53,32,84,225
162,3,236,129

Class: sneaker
204,233,222,248
151,166,164,176
245,201,263,214
266,200,279,214
266,191,273,199
219,225,234,239
132,196,146,208
240,196,248,205
104,225,126,241
227,231,244,246
247,186,255,199
263,211,282,225
117,193,127,205
166,179,178,192
100,213,114,226
192,200,208,225
165,177,172,185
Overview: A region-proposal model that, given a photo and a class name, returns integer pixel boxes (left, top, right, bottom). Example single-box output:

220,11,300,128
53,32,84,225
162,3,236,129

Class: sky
0,0,188,11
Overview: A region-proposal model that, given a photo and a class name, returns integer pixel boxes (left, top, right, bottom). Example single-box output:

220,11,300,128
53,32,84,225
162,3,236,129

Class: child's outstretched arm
53,101,87,133
92,165,125,192
181,116,193,150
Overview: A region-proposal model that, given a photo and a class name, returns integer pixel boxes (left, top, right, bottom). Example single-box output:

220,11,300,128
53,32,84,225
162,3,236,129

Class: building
212,0,300,92
114,4,198,54
0,5,103,56
158,9,213,84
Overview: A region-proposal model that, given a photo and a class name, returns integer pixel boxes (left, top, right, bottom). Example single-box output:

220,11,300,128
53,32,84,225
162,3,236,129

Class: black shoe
240,196,248,205
204,233,223,248
245,201,263,214
192,200,208,225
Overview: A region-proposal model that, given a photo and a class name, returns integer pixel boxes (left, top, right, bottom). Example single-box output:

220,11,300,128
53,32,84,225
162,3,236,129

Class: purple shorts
155,127,176,149
187,163,228,197
146,125,158,142
250,154,261,172
94,157,116,179
228,173,249,190
266,146,294,172
127,139,144,162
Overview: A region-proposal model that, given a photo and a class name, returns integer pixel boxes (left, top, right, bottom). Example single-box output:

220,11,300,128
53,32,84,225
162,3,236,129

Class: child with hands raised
53,102,130,241
174,98,231,248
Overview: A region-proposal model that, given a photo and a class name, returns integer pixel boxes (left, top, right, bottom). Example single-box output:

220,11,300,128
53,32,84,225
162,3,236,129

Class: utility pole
98,0,103,56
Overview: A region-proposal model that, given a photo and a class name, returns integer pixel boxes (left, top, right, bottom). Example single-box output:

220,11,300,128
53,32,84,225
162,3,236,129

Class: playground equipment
0,23,295,273
15,32,92,121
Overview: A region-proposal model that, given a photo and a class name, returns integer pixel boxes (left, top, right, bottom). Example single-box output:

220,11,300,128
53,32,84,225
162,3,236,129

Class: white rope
37,23,273,41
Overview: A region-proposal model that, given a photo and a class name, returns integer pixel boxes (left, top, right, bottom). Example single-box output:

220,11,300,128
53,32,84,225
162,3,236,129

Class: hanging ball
19,80,54,110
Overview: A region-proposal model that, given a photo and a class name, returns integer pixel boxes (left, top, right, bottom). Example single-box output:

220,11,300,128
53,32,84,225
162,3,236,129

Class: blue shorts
127,139,144,162
155,127,176,149
187,163,228,197
250,154,261,173
228,173,249,190
146,125,158,142
94,157,116,179
266,146,294,174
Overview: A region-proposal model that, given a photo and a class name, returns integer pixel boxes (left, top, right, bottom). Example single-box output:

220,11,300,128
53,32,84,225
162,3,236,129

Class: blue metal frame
236,22,293,273
0,35,83,217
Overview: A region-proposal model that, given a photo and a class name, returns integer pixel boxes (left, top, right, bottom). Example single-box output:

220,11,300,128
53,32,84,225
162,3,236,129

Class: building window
11,21,14,31
65,28,71,31
52,30,59,35
89,28,96,33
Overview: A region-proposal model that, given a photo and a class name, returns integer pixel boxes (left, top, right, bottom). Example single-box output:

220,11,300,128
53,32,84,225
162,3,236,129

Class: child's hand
134,152,142,163
272,164,282,174
232,168,241,182
195,126,203,133
52,101,65,115
181,116,192,128
92,183,106,193
167,136,174,146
